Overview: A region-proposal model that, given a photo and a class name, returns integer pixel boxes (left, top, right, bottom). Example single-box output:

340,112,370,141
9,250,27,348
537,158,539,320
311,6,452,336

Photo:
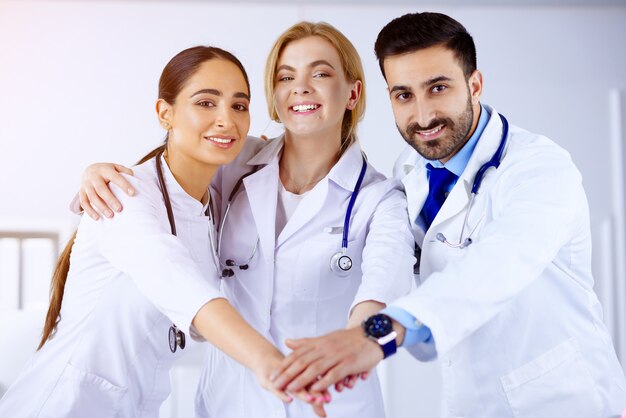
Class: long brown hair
38,46,250,349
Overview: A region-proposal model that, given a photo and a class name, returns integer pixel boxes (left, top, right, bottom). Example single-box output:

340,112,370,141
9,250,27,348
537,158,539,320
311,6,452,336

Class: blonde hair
264,21,366,150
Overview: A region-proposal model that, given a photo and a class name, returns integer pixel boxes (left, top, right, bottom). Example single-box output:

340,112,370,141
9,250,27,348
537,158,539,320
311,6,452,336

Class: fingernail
105,210,113,218
286,395,293,403
324,394,331,402
113,205,121,212
306,394,314,402
128,188,135,195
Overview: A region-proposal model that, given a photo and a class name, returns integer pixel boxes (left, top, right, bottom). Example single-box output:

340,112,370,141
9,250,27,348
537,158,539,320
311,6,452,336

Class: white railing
0,231,60,310
0,230,61,398
0,229,202,416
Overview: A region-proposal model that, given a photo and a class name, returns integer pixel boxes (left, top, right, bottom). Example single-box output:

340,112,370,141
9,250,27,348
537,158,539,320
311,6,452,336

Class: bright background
1,1,625,417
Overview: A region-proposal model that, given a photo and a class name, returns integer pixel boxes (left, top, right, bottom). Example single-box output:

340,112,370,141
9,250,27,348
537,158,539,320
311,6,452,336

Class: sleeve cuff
382,306,432,347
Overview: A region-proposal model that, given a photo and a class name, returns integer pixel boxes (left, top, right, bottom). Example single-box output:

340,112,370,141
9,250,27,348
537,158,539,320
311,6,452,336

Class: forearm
193,298,282,372
347,300,385,328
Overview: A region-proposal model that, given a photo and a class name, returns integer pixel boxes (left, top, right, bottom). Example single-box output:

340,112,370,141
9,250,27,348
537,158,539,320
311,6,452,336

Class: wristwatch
362,313,397,359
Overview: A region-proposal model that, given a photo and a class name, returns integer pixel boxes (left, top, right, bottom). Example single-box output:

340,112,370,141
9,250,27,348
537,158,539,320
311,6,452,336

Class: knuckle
292,358,307,370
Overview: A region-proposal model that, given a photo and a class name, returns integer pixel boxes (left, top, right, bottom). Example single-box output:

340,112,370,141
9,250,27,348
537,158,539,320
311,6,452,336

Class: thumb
285,338,308,349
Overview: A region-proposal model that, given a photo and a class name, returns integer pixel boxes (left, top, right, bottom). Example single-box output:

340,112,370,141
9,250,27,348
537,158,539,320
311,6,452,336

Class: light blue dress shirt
383,105,490,348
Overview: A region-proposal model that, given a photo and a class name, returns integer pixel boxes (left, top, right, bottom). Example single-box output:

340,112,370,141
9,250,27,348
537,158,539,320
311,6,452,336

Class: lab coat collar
327,142,366,192
244,135,365,192
158,155,211,217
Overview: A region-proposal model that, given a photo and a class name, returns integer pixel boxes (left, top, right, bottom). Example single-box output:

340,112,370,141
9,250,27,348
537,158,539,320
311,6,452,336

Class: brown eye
431,85,447,94
396,92,412,101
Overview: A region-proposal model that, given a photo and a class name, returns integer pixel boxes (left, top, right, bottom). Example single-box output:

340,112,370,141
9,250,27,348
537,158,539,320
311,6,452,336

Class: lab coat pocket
42,362,127,417
501,338,602,418
294,238,359,301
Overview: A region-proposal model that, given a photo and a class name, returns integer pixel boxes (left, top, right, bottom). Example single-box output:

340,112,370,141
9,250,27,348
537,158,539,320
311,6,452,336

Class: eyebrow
389,76,454,94
276,59,336,73
191,88,250,101
389,85,411,94
422,76,453,87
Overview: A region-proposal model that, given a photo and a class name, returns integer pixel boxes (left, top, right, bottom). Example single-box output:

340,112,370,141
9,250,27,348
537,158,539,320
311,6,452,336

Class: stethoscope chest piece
169,325,186,353
327,154,368,277
330,252,353,275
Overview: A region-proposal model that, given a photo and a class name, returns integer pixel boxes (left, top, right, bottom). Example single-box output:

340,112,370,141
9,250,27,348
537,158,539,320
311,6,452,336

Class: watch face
364,314,393,338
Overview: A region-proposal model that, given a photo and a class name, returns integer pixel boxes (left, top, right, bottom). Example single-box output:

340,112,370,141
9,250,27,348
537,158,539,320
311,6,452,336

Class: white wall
1,1,625,417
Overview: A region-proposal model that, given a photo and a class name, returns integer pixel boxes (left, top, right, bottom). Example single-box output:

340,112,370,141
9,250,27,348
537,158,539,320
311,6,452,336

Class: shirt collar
427,104,490,177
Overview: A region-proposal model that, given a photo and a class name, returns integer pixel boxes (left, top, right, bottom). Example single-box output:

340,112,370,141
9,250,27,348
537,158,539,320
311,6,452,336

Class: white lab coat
0,157,223,418
195,136,415,418
391,105,626,417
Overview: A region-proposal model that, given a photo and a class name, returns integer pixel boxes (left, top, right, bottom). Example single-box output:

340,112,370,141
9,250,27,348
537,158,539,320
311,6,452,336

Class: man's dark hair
374,12,477,79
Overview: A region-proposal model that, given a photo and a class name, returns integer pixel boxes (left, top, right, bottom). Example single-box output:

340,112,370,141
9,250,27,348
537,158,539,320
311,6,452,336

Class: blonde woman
78,22,415,417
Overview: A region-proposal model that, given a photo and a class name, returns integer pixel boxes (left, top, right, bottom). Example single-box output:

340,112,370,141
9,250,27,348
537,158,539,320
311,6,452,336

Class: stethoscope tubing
437,113,509,248
341,155,368,251
471,113,509,194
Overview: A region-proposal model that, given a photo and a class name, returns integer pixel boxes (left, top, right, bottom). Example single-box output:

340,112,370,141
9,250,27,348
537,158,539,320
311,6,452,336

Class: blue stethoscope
435,113,509,249
218,154,368,277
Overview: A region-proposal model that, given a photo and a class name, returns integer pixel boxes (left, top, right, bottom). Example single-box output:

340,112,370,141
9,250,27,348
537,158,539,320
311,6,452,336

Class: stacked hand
255,353,331,417
270,327,384,412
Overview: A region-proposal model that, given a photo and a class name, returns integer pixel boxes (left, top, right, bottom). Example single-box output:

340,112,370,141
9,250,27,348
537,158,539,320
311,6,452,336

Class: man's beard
398,95,474,161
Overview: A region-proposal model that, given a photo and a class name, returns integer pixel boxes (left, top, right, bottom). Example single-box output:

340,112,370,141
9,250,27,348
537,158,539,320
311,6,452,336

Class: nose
214,105,233,129
292,77,313,95
412,99,435,128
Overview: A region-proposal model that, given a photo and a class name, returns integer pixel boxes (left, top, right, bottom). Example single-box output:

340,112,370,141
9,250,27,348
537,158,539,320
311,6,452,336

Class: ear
468,70,483,105
156,99,173,130
346,80,363,110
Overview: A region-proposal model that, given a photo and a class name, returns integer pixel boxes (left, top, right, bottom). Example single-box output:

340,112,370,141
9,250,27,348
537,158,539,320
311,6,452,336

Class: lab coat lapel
401,162,428,247
429,109,505,231
275,180,328,247
242,139,283,262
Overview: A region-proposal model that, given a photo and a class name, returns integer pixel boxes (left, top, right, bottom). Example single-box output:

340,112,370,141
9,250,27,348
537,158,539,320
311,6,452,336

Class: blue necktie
421,163,458,230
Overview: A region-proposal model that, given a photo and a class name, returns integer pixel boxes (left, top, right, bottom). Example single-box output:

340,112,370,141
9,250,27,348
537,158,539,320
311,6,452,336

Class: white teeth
292,104,319,112
419,125,444,135
208,137,233,144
